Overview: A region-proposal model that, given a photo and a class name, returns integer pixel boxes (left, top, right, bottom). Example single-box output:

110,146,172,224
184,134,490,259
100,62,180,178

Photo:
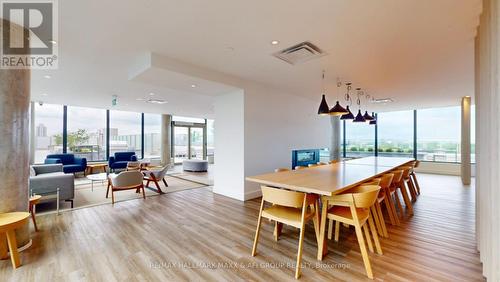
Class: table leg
57,188,60,215
0,232,8,260
6,230,21,268
317,197,329,260
30,203,38,232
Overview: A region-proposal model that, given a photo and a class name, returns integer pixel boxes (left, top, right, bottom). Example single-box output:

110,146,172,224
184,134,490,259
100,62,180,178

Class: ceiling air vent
273,41,326,65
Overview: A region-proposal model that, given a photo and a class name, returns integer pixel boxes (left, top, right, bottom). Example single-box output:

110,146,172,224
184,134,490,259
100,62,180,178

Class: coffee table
86,163,108,175
87,173,108,191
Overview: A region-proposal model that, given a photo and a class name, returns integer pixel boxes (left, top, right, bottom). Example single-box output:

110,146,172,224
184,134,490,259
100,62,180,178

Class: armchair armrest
45,158,61,164
108,156,116,165
131,155,138,161
74,157,87,167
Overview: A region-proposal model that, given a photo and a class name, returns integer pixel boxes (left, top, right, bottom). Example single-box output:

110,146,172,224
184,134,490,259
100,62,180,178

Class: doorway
172,121,207,164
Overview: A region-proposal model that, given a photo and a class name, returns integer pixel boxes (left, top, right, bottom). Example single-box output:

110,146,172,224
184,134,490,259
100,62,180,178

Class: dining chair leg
393,191,403,221
328,219,333,240
383,196,396,225
399,182,414,215
370,206,383,237
312,201,321,246
368,213,383,255
362,224,374,253
411,173,421,195
334,221,340,242
407,179,417,201
375,202,388,238
295,224,306,279
354,224,373,279
252,199,265,256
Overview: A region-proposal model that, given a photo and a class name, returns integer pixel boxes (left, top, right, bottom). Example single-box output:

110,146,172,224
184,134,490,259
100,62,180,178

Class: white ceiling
32,0,482,117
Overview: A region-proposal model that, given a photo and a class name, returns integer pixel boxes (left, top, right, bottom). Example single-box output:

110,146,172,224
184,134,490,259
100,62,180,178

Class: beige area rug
36,176,208,214
169,172,214,186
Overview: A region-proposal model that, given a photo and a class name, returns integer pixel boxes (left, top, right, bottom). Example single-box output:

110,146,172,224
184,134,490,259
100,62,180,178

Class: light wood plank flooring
0,174,484,281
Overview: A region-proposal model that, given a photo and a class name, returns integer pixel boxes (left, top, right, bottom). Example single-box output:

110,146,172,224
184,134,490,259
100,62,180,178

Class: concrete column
461,96,471,185
0,20,31,247
29,102,36,164
330,116,341,161
161,114,172,166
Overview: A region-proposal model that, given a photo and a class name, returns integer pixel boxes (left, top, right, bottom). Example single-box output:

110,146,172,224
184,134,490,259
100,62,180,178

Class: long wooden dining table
245,156,414,258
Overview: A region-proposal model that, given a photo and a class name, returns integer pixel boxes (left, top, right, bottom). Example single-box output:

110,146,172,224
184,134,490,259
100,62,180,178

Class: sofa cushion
46,154,75,165
110,161,129,169
114,152,136,162
63,164,85,173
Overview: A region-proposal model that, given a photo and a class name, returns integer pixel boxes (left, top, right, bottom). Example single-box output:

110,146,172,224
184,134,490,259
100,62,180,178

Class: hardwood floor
0,174,484,281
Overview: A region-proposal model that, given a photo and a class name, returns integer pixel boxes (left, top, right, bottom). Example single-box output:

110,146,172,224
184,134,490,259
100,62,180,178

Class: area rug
36,176,208,214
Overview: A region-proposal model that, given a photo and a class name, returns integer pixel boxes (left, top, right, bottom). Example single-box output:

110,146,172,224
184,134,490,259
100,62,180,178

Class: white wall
243,84,331,200
213,91,245,200
475,0,500,280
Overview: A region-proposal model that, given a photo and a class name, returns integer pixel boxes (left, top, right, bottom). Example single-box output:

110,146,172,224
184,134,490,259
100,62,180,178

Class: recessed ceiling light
271,40,279,45
44,75,51,79
191,84,197,88
149,92,155,96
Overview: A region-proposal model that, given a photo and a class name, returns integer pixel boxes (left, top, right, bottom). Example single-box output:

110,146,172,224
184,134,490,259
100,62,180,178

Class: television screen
297,152,315,162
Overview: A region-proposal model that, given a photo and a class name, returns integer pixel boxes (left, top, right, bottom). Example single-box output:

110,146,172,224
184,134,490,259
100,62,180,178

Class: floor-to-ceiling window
67,106,107,161
377,110,414,157
417,106,460,162
110,110,142,158
34,103,64,163
345,120,375,158
144,114,161,159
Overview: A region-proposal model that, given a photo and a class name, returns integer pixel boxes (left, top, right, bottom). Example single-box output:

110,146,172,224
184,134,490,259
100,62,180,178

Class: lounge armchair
45,154,87,175
106,171,145,204
108,152,137,172
29,164,75,208
143,166,169,193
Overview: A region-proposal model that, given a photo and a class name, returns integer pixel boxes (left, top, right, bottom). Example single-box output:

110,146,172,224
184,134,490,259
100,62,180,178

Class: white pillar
461,96,471,185
330,116,341,161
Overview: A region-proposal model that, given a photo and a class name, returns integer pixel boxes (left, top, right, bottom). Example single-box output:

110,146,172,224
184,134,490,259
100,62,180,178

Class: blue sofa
109,152,137,171
45,154,87,174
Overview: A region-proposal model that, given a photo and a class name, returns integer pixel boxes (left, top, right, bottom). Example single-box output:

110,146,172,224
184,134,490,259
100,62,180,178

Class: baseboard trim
244,189,262,201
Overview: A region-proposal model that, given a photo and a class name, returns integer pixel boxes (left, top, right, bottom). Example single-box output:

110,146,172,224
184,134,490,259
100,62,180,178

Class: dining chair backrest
379,173,394,189
111,171,144,187
261,186,305,209
351,185,381,208
364,178,381,185
400,166,412,179
390,170,404,184
274,168,290,172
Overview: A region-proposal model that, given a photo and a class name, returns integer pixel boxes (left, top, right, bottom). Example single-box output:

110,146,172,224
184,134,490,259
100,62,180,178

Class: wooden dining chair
274,168,290,172
107,171,145,204
397,167,415,215
252,186,320,279
372,174,394,238
318,185,382,279
387,170,404,224
294,166,306,170
401,165,418,201
410,160,421,195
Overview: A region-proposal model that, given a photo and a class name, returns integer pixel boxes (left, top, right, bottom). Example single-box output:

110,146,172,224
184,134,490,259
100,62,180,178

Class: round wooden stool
29,195,42,231
0,212,30,269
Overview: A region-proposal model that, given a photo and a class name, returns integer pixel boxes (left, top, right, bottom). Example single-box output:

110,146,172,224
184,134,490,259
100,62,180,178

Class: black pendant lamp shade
317,94,330,115
363,111,374,121
369,119,377,125
329,101,348,116
340,105,355,120
353,110,366,122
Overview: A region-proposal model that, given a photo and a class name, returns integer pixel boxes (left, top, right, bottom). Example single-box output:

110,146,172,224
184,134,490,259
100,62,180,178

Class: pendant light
363,111,374,121
340,105,355,120
317,71,330,115
329,78,348,116
340,82,354,120
353,88,366,122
